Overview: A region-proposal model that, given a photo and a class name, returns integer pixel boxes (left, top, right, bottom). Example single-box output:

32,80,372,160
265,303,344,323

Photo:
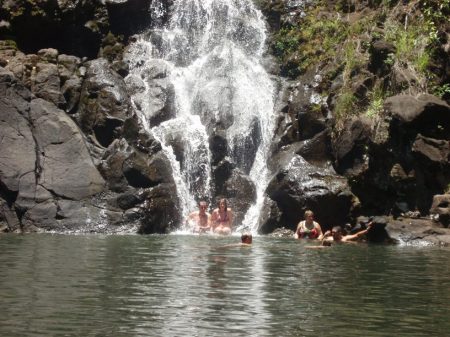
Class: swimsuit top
217,211,229,223
298,221,319,239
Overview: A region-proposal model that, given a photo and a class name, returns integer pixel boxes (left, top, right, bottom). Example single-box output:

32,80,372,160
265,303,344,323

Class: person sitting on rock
295,210,323,240
211,198,233,235
186,200,211,233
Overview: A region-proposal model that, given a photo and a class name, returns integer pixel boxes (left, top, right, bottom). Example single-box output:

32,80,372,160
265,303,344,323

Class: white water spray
125,0,276,232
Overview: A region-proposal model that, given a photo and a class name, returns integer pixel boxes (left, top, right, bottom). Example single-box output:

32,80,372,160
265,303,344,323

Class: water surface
1,234,449,336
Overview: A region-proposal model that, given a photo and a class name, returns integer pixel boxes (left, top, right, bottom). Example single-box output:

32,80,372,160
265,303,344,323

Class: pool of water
1,234,449,337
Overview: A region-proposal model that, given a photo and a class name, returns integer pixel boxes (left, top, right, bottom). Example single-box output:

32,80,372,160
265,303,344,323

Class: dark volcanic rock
139,183,180,234
222,169,257,226
78,58,132,148
0,68,35,193
265,154,358,233
0,68,116,232
333,94,450,216
386,216,450,246
368,40,396,76
0,0,109,58
430,194,450,227
29,98,106,200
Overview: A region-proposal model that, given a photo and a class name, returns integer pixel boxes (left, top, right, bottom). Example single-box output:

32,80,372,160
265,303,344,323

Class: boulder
333,116,373,176
139,183,181,234
0,68,35,193
258,197,283,234
30,98,106,200
78,58,132,148
386,216,450,246
32,61,66,107
384,94,450,140
368,40,395,76
412,134,450,165
430,194,450,226
266,154,358,231
222,169,257,226
123,151,174,189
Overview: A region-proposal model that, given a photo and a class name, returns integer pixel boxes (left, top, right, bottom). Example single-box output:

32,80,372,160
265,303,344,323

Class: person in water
295,210,323,240
322,222,373,243
211,198,234,235
186,200,211,233
218,232,252,249
240,232,252,245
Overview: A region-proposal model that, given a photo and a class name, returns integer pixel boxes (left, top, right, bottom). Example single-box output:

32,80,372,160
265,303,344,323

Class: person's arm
227,210,234,228
210,210,218,229
343,223,372,242
185,212,193,226
318,228,331,242
315,222,323,240
294,222,302,239
203,213,212,231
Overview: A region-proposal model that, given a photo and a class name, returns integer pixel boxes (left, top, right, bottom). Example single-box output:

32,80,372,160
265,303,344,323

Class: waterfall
125,0,276,232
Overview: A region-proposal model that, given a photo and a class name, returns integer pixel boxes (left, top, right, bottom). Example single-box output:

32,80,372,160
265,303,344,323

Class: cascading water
125,0,276,232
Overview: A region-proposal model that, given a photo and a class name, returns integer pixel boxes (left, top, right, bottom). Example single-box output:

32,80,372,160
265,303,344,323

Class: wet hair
218,198,228,211
332,226,342,234
304,210,314,218
331,226,343,241
199,201,208,208
241,232,252,243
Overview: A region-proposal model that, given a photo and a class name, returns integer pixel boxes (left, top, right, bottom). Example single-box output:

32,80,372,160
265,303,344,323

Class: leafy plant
432,83,450,99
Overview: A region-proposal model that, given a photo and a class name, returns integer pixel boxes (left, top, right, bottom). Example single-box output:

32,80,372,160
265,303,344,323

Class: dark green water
1,234,449,337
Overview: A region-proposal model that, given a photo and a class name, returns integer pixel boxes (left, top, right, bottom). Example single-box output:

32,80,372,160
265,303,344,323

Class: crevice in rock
123,168,156,189
0,181,18,207
94,118,123,148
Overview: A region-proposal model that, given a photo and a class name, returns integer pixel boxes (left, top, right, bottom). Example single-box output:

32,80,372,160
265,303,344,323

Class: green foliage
342,41,366,85
383,14,434,90
273,27,300,57
0,40,18,50
270,0,448,127
335,91,357,121
432,83,450,99
366,84,386,118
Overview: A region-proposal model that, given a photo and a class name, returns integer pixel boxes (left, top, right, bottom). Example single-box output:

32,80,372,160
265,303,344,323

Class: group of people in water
187,200,376,246
186,198,234,235
295,210,375,247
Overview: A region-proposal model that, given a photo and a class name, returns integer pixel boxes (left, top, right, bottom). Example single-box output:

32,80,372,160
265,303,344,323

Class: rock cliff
0,0,449,241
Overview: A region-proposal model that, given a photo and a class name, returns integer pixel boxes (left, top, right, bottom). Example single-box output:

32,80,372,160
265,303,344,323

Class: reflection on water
0,234,450,337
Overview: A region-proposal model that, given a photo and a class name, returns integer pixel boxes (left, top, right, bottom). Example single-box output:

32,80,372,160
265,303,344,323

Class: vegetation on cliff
259,0,450,125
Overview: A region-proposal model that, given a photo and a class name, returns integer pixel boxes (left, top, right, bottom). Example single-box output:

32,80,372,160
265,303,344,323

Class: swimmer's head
241,232,252,244
331,226,343,241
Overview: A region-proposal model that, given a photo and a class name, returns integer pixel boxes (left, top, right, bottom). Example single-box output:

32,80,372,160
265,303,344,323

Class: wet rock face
264,154,358,233
139,183,181,234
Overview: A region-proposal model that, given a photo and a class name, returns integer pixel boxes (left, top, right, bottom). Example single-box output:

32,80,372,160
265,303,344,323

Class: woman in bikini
295,210,323,240
211,198,234,235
